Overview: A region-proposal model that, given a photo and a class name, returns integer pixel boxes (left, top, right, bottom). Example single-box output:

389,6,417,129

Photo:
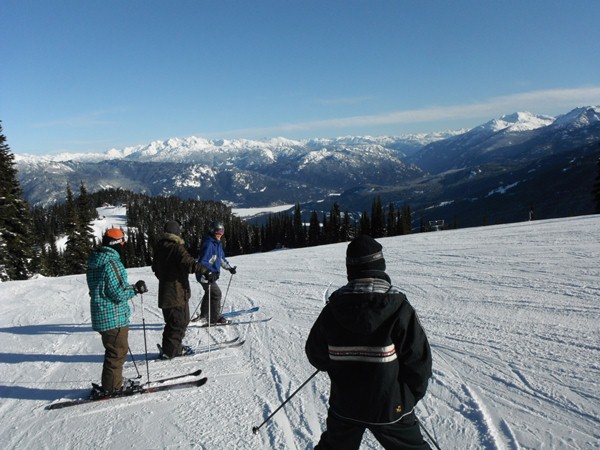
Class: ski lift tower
429,219,444,231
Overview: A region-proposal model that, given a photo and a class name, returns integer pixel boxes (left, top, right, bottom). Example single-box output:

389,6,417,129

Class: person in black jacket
305,235,432,450
152,220,207,358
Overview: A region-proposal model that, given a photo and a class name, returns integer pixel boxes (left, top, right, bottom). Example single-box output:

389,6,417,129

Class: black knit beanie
164,220,182,236
346,235,387,280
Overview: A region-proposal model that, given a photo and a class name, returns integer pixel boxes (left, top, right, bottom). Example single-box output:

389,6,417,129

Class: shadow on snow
0,384,92,402
0,322,163,335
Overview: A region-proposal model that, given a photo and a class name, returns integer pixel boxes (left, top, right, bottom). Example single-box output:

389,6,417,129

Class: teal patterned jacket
87,246,136,332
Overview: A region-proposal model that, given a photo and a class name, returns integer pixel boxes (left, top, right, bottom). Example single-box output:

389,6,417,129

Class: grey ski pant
200,281,222,323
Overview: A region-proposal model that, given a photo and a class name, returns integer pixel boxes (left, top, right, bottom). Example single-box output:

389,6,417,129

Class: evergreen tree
387,203,396,237
0,122,35,280
321,212,329,244
329,202,341,243
341,210,353,241
308,211,320,246
371,196,385,238
77,181,97,228
77,181,96,252
400,204,412,235
359,209,371,236
122,233,136,268
292,203,306,247
44,240,64,277
63,183,93,274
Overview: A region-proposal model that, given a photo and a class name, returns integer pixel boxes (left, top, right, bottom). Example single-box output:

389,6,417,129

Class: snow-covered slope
0,213,598,449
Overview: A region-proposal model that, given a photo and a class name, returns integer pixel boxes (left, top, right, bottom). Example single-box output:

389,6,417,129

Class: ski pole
140,293,151,384
418,419,442,450
219,271,234,314
191,289,203,320
207,283,211,355
128,346,141,379
252,369,320,434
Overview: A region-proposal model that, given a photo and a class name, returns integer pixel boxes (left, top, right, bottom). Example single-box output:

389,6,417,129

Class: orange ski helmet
102,228,125,247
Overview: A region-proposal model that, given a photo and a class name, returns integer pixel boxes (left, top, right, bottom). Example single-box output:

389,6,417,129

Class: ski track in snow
1,214,599,449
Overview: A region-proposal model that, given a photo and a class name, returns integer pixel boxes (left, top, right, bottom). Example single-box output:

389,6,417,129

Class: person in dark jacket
305,235,432,450
152,220,206,358
195,221,237,325
87,228,147,394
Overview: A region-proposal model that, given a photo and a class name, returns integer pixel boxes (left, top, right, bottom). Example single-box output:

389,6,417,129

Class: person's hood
327,278,402,335
87,246,120,270
160,232,185,245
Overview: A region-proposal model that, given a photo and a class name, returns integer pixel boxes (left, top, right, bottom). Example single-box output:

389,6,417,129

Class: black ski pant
100,326,129,392
315,409,431,450
200,281,222,323
161,303,190,358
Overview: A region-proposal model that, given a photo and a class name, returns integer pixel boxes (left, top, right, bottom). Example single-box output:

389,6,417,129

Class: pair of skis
49,335,246,410
197,317,272,328
156,337,245,359
191,306,271,327
142,330,247,365
47,306,265,410
45,369,206,410
194,336,245,354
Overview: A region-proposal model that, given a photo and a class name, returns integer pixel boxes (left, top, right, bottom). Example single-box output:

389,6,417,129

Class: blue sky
2,0,600,155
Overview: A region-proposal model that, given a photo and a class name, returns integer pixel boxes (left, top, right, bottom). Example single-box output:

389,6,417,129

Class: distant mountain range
15,106,600,228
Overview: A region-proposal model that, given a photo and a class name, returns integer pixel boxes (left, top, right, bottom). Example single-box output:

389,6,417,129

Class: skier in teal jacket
87,228,147,394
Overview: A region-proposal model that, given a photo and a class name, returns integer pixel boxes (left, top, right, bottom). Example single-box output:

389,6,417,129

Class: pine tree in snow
0,122,35,281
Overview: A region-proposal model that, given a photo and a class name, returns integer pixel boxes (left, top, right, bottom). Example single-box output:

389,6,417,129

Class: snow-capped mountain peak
479,111,555,133
13,105,600,213
553,105,600,128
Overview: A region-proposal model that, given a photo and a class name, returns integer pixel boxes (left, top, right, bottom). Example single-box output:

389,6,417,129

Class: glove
134,280,148,294
228,266,237,275
205,272,218,283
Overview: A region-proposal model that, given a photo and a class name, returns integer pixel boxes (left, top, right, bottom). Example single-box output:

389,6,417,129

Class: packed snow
56,206,129,251
1,211,599,449
232,204,294,218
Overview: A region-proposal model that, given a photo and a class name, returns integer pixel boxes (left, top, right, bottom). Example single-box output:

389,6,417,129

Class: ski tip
45,399,82,410
46,404,64,411
197,377,208,387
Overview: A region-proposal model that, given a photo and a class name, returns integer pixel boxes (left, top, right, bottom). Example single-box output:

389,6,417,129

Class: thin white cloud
215,86,600,137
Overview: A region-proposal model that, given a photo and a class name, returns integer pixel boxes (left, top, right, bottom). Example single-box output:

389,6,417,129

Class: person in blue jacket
87,228,147,395
196,221,237,324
